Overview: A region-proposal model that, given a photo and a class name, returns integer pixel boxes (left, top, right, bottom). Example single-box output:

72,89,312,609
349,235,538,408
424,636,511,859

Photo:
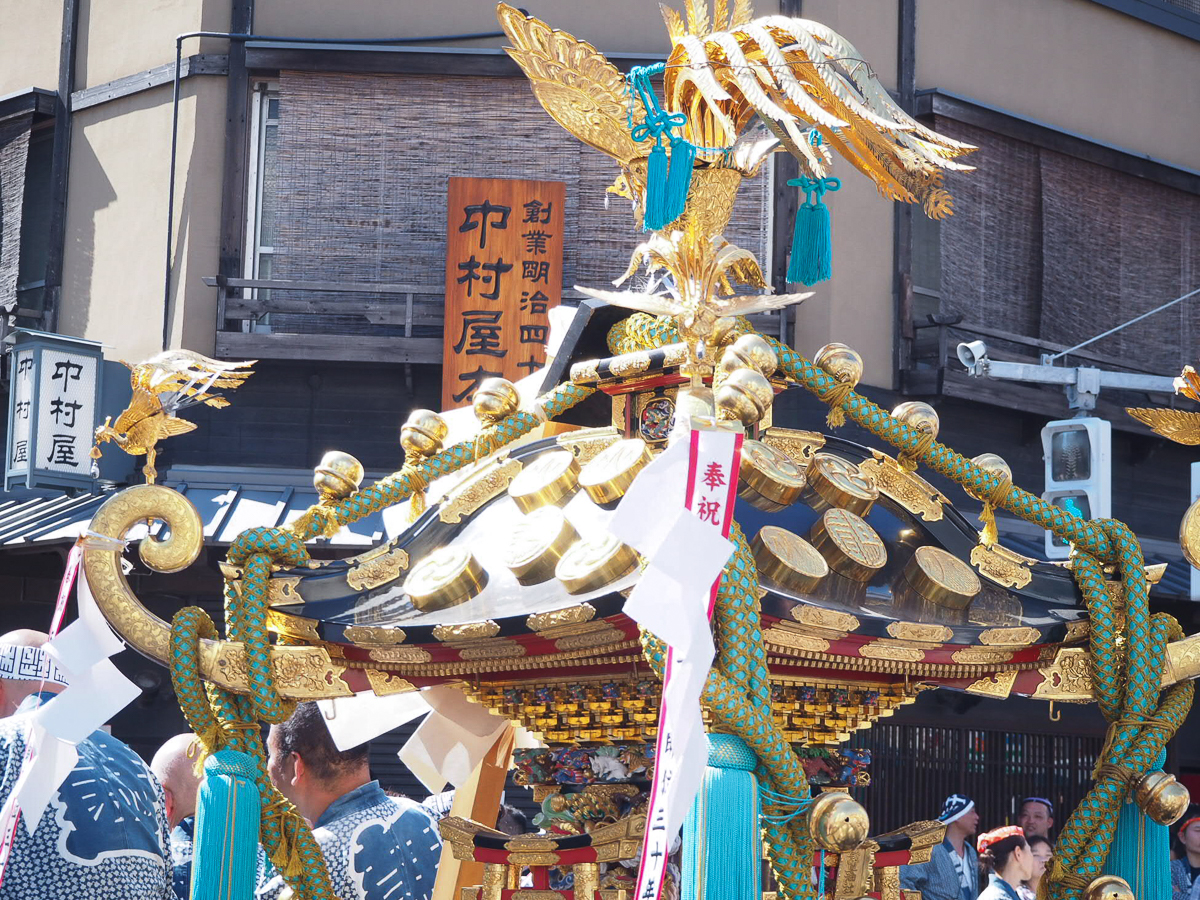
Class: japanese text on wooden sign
442,177,566,409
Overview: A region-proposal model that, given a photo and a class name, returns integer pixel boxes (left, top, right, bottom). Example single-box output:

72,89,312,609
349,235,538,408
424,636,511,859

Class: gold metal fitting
715,367,774,426
401,409,449,458
751,526,828,594
809,508,887,582
806,791,870,852
717,334,778,378
313,451,365,503
578,438,652,505
1133,769,1190,826
901,545,981,610
508,449,580,513
1083,876,1135,900
892,401,939,470
502,506,581,586
814,343,864,388
473,377,521,424
405,546,488,611
738,440,806,512
556,532,638,594
801,453,878,516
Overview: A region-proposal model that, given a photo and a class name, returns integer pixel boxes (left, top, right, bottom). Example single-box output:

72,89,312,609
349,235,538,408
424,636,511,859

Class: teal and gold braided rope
614,314,1193,900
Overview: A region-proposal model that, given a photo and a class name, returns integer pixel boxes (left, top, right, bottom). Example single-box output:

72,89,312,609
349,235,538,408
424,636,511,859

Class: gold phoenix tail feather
498,0,975,222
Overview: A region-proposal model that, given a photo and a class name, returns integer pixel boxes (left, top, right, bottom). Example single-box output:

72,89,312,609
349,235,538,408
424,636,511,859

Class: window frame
243,80,280,330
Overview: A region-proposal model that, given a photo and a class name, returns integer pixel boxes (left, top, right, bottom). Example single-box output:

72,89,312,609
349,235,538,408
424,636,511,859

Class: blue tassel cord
191,749,262,900
626,64,697,231
682,734,762,900
1102,751,1170,900
787,176,841,286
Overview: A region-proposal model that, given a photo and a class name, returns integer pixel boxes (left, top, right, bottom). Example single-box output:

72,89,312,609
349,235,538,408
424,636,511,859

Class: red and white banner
608,424,743,900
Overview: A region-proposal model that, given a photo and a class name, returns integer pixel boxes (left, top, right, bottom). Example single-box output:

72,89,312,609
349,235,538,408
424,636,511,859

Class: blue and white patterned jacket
257,781,442,900
900,837,979,900
0,692,172,900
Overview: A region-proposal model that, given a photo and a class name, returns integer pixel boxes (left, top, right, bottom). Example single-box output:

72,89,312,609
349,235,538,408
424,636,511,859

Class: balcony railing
206,276,794,365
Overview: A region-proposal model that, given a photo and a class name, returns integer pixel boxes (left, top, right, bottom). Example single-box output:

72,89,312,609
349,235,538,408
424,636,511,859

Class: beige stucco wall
58,76,224,361
917,0,1200,173
75,0,233,90
788,0,900,388
0,1,62,95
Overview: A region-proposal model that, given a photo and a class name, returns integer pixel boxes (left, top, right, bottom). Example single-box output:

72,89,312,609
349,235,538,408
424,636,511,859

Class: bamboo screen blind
0,113,32,320
266,71,772,335
933,116,1200,373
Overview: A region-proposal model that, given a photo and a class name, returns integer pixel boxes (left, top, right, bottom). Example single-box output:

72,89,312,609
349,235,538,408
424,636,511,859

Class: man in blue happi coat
257,701,442,900
0,629,172,899
151,733,203,899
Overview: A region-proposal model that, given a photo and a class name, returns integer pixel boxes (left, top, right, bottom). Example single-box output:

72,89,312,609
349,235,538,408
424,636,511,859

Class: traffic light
1042,417,1111,560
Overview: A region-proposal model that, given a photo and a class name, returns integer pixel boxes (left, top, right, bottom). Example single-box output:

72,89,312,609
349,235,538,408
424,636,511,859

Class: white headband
0,645,70,687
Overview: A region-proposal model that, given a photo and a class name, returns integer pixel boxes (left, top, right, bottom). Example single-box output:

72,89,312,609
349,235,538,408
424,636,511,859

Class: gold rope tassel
823,381,853,429
404,464,430,523
969,455,1013,547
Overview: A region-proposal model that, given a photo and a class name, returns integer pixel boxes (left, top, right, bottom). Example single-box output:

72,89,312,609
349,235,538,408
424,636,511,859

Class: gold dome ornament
313,451,364,503
400,410,448,522
806,791,870,852
717,334,778,378
472,377,521,423
472,377,520,461
1083,876,1135,900
716,367,774,426
1133,769,1191,826
966,453,1013,546
891,401,939,472
814,343,863,428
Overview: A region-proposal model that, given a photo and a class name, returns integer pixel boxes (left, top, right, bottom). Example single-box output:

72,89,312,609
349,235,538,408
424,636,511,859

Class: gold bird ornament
91,350,255,484
1127,366,1200,445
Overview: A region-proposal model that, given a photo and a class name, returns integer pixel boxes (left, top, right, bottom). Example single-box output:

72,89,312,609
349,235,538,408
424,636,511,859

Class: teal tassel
643,140,670,231
1102,751,1170,900
663,135,696,227
787,176,841,286
681,734,761,900
191,749,261,900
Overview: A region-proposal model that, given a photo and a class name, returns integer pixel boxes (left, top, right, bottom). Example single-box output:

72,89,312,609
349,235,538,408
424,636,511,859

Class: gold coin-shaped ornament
902,545,982,610
508,450,581,513
809,508,887,582
578,438,652,505
502,506,581,586
405,546,488,611
738,440,806,512
751,526,829,594
807,791,870,852
802,453,879,516
556,532,638,595
1181,497,1200,570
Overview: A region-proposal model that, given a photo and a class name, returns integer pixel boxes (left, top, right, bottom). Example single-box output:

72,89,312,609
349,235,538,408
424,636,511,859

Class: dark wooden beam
894,0,917,387
244,44,663,78
0,89,57,124
219,0,254,296
916,89,1200,197
43,0,80,334
69,54,228,112
215,330,443,364
1087,0,1200,42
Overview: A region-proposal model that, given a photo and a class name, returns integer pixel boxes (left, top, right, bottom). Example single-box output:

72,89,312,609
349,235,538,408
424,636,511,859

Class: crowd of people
898,794,1055,900
0,629,442,900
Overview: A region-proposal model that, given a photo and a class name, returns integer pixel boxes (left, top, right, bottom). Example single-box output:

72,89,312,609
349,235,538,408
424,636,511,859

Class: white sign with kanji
608,425,743,900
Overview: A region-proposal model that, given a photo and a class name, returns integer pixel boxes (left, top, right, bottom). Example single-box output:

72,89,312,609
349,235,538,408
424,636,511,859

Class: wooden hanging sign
442,176,567,410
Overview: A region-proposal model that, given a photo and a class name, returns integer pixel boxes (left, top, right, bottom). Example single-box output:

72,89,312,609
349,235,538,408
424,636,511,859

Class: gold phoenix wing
1127,408,1200,445
126,350,256,412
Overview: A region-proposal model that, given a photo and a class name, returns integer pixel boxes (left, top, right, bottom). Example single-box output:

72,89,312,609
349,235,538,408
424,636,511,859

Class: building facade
3,0,1200,818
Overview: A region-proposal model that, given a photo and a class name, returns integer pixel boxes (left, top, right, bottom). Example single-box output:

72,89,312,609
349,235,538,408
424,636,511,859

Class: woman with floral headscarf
976,826,1035,900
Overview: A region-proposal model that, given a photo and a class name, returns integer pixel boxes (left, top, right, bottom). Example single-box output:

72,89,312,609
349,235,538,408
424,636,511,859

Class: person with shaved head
151,734,203,899
0,629,172,899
